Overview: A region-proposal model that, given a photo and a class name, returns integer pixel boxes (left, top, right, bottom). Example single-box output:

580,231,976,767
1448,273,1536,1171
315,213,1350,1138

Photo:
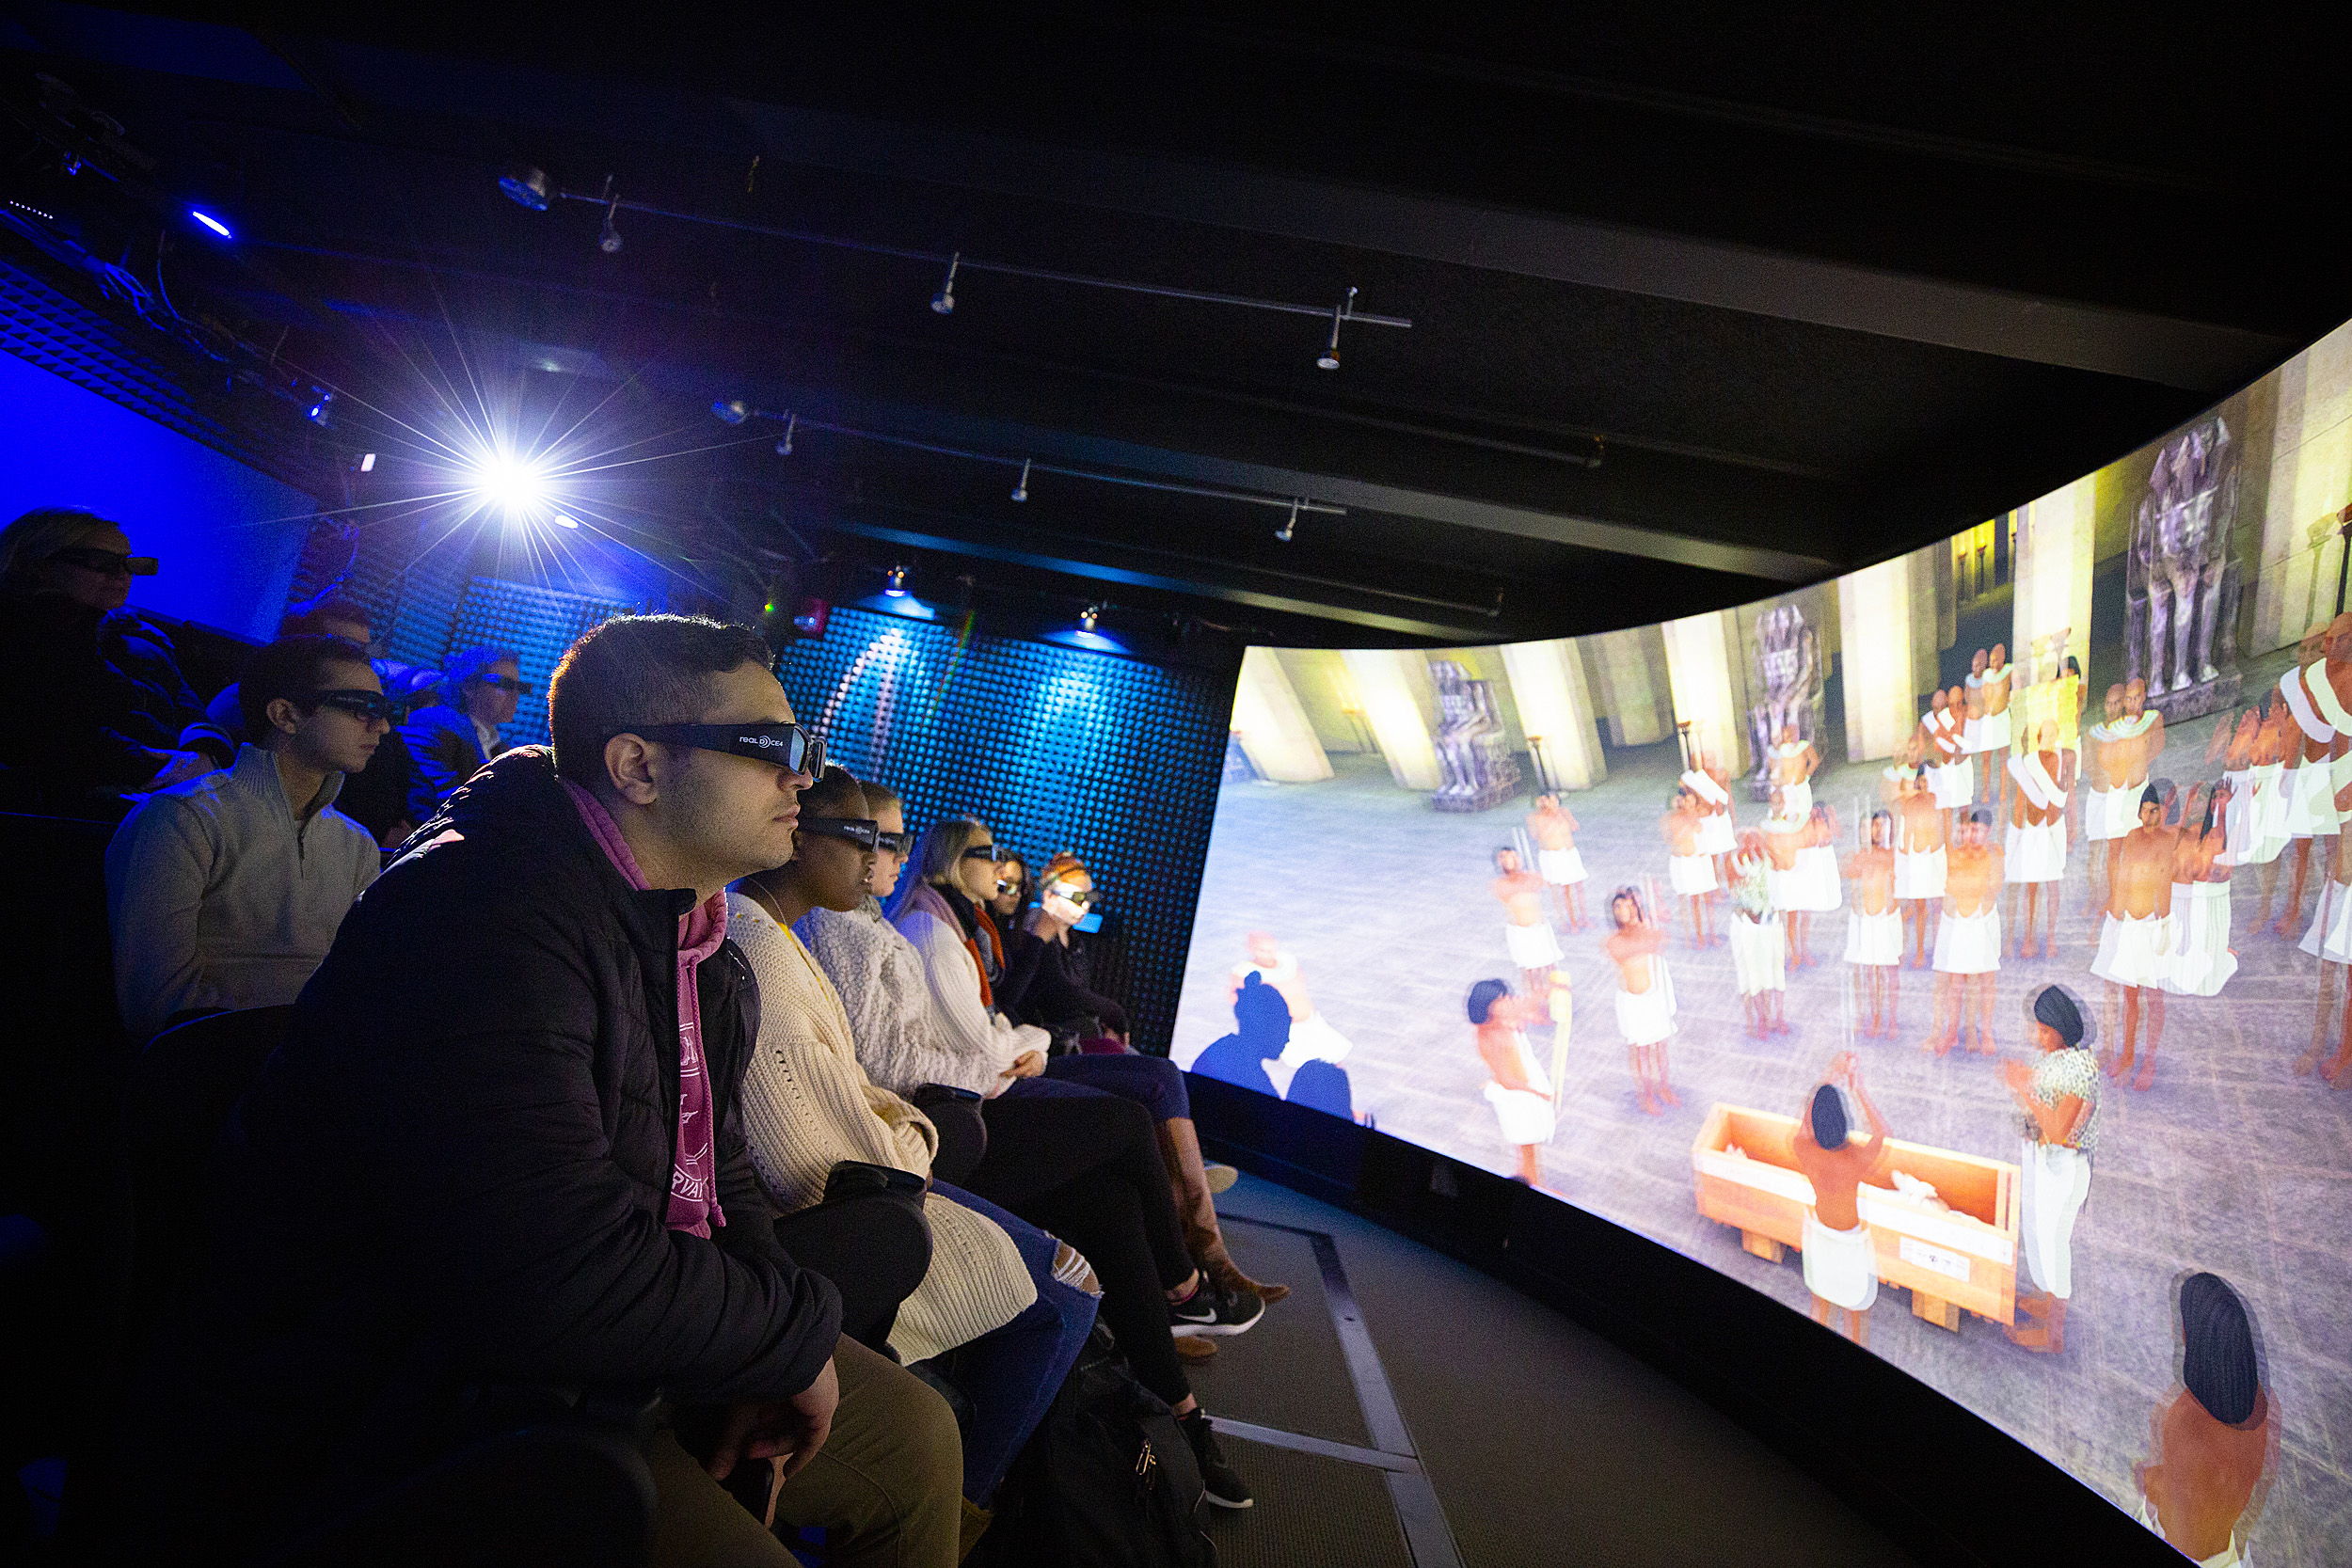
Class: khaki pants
648,1337,961,1568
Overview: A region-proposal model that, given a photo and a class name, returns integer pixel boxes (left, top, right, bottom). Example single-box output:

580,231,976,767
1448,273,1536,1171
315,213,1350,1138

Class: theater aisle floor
1191,1175,1921,1568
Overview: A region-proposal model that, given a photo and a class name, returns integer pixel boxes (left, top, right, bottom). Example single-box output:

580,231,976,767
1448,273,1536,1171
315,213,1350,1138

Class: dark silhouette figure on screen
1193,971,1290,1094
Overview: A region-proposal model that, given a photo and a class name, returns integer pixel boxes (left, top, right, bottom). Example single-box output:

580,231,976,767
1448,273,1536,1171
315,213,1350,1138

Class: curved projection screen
1173,318,2352,1564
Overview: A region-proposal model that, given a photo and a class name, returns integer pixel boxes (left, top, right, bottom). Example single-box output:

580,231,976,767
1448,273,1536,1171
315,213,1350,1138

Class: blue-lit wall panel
0,348,316,641
780,606,1232,1053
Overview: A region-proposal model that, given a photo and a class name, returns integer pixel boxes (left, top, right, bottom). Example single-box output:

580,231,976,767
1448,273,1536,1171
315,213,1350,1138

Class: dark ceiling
6,3,2351,650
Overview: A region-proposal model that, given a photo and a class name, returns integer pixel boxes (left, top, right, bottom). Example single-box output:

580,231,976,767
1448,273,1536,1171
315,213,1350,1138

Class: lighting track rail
712,398,1348,522
502,166,1408,365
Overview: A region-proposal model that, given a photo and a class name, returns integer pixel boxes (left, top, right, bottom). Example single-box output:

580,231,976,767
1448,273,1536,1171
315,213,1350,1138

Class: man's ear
603,734,662,807
263,695,304,738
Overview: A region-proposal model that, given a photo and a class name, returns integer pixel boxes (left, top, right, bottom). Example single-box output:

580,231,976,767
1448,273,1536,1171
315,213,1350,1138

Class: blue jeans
928,1181,1099,1504
1040,1050,1190,1120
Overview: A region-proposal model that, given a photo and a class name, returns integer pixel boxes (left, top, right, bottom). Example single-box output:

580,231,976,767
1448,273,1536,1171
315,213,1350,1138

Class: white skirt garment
1729,913,1788,995
2298,876,2352,966
2090,911,2173,990
1537,846,1587,886
1485,1083,1555,1147
1505,920,1565,970
1668,851,1717,895
1801,1210,1880,1312
1614,981,1676,1046
1843,908,1902,966
2169,879,2239,995
1695,813,1737,856
1931,760,1974,810
1932,907,2000,974
2004,819,2066,883
1893,847,1947,900
1788,846,1843,911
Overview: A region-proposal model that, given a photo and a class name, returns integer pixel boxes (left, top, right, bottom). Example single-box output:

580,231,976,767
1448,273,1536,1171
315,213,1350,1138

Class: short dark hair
548,615,773,788
2180,1272,2261,1425
1467,977,1511,1024
439,644,520,706
802,765,866,818
239,635,373,740
1810,1084,1849,1148
279,597,373,639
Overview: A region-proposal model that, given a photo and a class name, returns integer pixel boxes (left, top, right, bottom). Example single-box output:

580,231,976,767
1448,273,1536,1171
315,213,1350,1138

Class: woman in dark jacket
0,507,209,816
999,852,1131,1045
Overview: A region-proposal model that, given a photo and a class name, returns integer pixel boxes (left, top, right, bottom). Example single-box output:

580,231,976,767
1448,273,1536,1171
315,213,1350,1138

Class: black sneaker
1179,1410,1253,1509
1168,1275,1263,1338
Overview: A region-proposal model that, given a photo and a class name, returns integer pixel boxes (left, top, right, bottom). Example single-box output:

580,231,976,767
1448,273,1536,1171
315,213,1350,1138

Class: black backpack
978,1326,1216,1568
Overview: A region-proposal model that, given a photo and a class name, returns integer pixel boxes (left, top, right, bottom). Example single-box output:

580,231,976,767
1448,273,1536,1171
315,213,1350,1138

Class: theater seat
93,1006,662,1567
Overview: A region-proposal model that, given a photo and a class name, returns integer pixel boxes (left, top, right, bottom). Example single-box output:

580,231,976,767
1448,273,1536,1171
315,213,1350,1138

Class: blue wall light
189,208,232,239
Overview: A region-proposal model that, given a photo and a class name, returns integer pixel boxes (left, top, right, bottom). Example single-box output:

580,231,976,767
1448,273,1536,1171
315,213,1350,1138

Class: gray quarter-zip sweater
104,743,379,1039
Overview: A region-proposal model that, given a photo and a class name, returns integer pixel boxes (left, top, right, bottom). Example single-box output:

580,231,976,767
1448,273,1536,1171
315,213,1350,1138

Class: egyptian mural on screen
1174,318,2352,1566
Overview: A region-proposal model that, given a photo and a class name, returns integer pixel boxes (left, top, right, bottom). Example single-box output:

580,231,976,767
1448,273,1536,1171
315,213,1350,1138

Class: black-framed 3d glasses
1042,882,1095,907
961,843,1005,863
472,673,534,696
307,689,397,723
50,546,158,578
626,721,824,775
874,830,914,855
799,816,882,850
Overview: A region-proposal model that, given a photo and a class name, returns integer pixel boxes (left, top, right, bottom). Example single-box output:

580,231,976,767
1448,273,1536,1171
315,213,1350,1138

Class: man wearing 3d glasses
103,634,388,1040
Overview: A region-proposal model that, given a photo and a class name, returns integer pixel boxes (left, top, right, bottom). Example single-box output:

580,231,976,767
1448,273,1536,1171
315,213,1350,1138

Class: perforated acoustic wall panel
444,577,637,748
780,607,1234,1053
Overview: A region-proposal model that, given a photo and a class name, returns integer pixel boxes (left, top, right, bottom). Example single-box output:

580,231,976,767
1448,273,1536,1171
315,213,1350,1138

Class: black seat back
123,1006,294,1319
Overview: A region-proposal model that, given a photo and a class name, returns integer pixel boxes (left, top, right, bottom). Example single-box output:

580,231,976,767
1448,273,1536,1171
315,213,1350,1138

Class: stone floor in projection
1171,651,2352,1563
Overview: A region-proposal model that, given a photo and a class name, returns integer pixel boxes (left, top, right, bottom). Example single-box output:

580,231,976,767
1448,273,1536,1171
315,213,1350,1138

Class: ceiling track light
513,173,1409,351
710,399,1348,522
776,411,797,456
1277,498,1300,542
1317,286,1357,371
499,165,551,211
597,175,623,254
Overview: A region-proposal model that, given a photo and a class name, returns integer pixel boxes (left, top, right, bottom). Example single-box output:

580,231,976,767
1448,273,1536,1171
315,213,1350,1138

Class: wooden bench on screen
1692,1103,2020,1330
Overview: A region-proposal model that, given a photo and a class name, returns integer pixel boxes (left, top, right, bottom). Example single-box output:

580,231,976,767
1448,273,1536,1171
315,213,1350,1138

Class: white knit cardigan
799,897,1047,1098
727,893,1035,1364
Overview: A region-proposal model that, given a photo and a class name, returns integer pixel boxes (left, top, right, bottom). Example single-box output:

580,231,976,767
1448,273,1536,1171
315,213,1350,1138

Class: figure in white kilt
1728,832,1788,1039
1793,1053,1890,1345
1661,784,1719,949
2297,778,2352,1083
1606,887,1678,1116
2002,723,2070,960
1470,979,1552,1187
1970,645,2016,814
1922,690,1971,812
2094,782,2181,1093
2266,649,2352,940
2087,683,2166,903
1927,809,2001,1056
2169,784,2238,1000
2002,986,2100,1354
2279,624,2352,1083
1765,724,1820,826
1889,750,1948,970
1491,847,1561,1006
1685,756,1737,885
1844,810,1903,1037
1231,933,1357,1087
1527,794,1591,930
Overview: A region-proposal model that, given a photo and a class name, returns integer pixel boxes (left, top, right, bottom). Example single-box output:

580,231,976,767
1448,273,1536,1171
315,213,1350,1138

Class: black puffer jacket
130,746,839,1555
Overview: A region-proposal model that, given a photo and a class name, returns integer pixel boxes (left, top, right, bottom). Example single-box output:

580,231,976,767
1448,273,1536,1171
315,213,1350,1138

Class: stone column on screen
1230,646,1333,783
2252,317,2352,653
1339,648,1443,790
1661,609,1747,775
1836,557,1921,762
2010,475,2097,689
1501,637,1605,789
1585,626,1670,747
